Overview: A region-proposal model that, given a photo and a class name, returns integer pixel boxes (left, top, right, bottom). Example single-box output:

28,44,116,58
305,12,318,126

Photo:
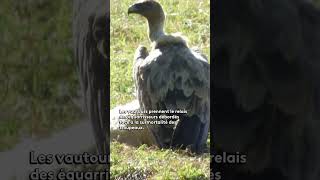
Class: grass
110,0,210,108
110,0,210,179
110,141,210,179
0,0,82,150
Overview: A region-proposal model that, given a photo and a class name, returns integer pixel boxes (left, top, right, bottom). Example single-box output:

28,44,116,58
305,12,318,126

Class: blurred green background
0,0,82,150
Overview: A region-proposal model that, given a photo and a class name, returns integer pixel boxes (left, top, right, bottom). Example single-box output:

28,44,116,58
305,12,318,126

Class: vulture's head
128,0,165,22
128,0,166,42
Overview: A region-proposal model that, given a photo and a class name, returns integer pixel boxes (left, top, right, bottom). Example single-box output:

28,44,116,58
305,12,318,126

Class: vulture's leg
171,115,209,153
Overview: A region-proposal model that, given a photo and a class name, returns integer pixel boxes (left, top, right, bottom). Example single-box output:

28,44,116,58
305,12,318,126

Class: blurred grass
0,0,82,150
110,0,210,108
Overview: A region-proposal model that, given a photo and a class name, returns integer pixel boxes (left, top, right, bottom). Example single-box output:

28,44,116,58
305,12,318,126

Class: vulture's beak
128,4,140,15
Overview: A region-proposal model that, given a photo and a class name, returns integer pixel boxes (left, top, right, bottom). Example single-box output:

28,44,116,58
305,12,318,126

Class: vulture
128,0,210,153
73,0,109,156
213,0,320,179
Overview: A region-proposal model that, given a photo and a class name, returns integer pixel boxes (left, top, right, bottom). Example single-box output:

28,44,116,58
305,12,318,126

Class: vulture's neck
147,16,165,42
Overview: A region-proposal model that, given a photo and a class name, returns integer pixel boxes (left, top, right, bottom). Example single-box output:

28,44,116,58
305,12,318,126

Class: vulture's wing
134,43,209,152
73,0,109,155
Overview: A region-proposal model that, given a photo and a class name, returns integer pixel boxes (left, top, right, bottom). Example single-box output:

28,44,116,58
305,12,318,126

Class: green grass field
110,0,210,179
111,142,210,179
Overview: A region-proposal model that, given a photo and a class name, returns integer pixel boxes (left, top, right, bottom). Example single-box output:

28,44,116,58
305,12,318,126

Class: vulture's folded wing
134,44,209,151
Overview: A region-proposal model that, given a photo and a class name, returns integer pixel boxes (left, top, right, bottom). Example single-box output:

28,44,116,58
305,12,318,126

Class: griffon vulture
213,0,320,179
128,0,210,153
